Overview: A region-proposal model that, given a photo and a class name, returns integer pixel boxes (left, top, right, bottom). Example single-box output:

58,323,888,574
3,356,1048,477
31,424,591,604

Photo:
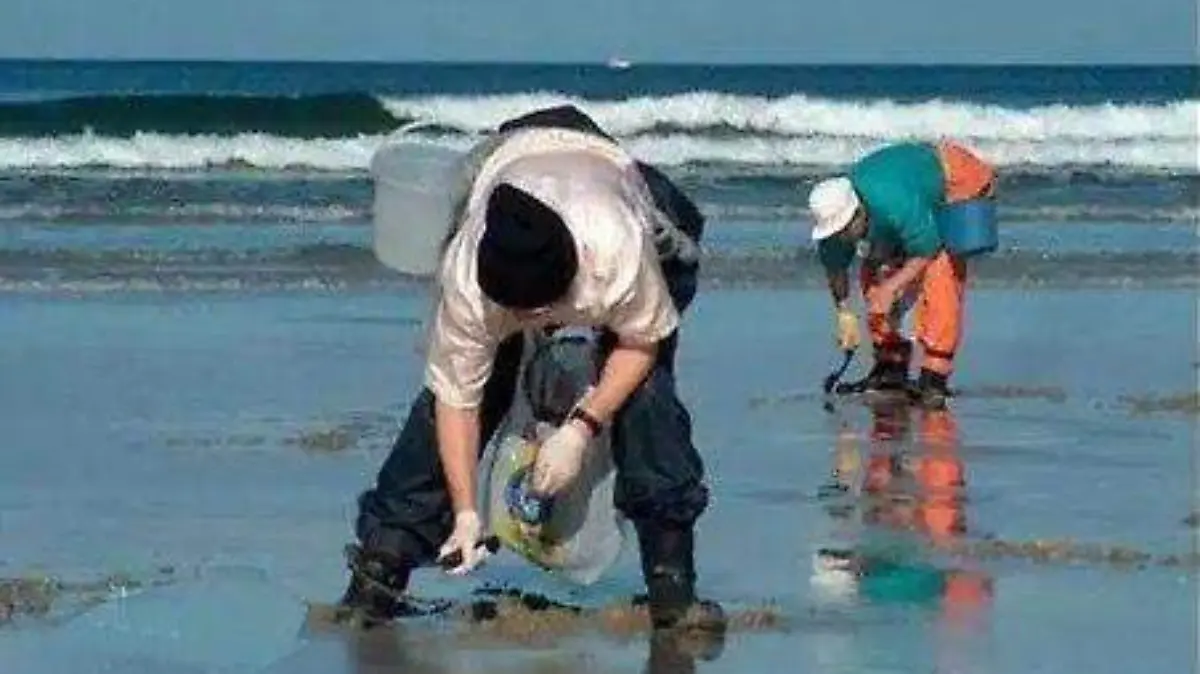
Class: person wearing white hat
807,140,996,408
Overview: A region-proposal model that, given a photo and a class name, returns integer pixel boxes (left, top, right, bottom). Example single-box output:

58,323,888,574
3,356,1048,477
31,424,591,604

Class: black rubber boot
634,521,727,635
336,544,415,628
835,359,910,395
909,369,952,409
835,341,912,395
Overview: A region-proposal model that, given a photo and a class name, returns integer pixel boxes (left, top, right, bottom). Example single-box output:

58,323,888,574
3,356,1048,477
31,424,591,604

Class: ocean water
0,61,1195,294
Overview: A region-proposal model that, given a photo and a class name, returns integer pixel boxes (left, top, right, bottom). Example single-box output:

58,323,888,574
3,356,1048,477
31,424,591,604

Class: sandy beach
0,278,1194,673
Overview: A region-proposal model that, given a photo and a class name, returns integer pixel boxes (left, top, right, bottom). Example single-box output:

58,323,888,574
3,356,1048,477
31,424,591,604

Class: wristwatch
567,406,604,437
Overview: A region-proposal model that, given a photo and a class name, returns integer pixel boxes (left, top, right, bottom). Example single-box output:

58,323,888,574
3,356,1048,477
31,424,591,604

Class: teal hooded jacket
818,142,946,272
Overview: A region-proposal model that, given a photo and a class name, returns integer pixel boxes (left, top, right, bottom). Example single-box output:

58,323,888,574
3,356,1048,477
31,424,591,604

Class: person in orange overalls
808,141,996,408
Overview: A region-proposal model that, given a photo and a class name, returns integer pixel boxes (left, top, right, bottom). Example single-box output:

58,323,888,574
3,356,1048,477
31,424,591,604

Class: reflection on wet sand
817,399,1200,573
300,595,731,674
816,399,995,618
862,402,969,551
812,399,997,673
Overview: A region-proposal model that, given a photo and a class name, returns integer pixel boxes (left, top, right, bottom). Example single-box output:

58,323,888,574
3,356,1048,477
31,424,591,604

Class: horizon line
0,56,1194,68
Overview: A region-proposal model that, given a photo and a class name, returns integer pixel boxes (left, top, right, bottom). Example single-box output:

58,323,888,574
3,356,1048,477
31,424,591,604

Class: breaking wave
0,92,1192,172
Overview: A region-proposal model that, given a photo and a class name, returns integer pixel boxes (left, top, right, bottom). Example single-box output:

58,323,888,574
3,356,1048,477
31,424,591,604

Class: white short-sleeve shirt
423,128,680,409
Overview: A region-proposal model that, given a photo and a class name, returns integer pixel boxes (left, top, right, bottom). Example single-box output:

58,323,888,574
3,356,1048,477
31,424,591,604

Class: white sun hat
808,176,861,241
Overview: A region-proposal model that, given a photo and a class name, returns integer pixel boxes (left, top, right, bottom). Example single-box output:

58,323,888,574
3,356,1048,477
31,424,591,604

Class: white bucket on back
369,126,469,277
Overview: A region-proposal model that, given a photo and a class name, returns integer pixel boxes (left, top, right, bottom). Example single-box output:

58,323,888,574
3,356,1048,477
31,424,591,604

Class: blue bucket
936,198,998,258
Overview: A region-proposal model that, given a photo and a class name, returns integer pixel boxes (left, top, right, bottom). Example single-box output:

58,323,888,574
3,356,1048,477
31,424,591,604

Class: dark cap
476,182,578,309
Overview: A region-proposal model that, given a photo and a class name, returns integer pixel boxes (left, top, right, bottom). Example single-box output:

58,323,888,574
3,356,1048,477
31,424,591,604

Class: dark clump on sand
161,409,399,453
947,537,1200,571
305,585,785,657
750,384,1200,418
1156,552,1200,568
309,585,786,648
1119,391,1200,417
958,384,1068,403
0,577,58,623
747,382,1070,409
288,425,362,453
163,433,269,449
285,410,397,453
746,389,815,409
451,586,785,648
0,568,176,626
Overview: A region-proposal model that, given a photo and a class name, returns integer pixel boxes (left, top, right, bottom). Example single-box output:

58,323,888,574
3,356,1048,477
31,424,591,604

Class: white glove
436,510,491,576
530,421,591,496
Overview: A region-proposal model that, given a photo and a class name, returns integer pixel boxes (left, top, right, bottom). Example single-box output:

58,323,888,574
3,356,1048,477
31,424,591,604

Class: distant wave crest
0,91,1192,172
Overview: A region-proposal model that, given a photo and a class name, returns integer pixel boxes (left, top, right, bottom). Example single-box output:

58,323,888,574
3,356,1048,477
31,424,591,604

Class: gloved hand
835,305,861,351
530,420,592,497
436,510,491,576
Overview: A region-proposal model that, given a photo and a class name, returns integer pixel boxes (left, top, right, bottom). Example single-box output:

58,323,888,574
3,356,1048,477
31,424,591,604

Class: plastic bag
477,327,629,585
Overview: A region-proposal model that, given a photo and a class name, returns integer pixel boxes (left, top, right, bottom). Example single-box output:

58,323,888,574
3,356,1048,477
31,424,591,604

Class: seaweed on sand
1119,391,1200,417
0,568,176,626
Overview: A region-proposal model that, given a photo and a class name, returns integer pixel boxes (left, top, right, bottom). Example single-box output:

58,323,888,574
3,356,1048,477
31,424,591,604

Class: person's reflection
817,401,993,618
642,628,726,674
861,403,967,549
345,624,440,674
323,606,727,674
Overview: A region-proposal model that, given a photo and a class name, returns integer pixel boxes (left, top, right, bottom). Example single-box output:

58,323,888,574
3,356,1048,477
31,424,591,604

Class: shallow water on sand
0,286,1194,673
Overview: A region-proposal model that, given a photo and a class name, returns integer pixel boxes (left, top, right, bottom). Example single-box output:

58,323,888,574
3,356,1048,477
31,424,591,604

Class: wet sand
0,285,1194,673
